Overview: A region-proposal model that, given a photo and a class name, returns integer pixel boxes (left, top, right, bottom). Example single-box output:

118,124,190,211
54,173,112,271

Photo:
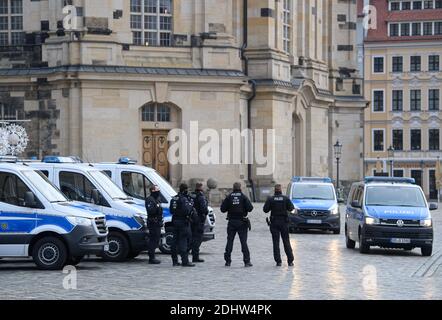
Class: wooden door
142,130,169,180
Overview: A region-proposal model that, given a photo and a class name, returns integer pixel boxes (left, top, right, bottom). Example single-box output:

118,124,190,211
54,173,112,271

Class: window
429,129,440,151
392,90,403,111
390,23,399,36
410,89,421,111
282,0,292,53
391,2,400,10
436,22,442,35
0,103,17,120
402,1,411,9
393,129,403,151
0,172,35,207
401,23,410,36
410,56,421,72
130,0,173,46
411,170,423,188
373,90,384,112
413,1,423,9
141,103,171,122
429,55,440,71
373,57,384,73
0,0,23,46
393,170,404,177
102,170,112,178
411,129,421,150
121,171,153,200
429,89,440,110
412,22,421,35
423,22,433,35
424,0,434,9
59,171,97,204
437,0,442,8
373,130,385,152
392,56,403,72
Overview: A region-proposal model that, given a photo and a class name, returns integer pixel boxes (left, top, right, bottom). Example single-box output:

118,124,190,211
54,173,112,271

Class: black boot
148,255,161,264
182,262,196,267
244,262,253,267
193,256,205,263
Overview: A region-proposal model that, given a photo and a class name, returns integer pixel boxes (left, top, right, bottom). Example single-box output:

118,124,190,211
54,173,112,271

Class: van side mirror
24,191,37,208
91,189,101,205
429,203,438,211
351,200,362,208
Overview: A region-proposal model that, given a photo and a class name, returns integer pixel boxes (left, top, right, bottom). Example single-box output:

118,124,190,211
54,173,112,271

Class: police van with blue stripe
94,158,216,254
0,161,108,270
28,157,151,262
345,177,436,256
287,177,342,234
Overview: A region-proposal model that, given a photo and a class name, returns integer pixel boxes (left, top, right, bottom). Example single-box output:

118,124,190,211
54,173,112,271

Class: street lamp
387,145,395,177
334,140,343,190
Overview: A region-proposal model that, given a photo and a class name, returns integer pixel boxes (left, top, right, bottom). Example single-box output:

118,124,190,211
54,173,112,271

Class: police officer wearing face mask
263,184,295,267
145,185,163,264
221,182,254,267
190,183,209,263
170,183,195,267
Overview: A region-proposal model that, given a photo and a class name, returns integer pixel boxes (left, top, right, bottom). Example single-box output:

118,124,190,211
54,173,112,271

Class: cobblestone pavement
1,205,442,300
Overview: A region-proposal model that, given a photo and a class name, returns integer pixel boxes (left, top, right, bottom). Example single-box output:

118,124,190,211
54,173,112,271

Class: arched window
141,103,171,122
130,0,173,46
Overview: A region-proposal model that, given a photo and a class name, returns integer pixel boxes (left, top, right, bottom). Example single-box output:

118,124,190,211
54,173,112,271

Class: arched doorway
140,102,181,181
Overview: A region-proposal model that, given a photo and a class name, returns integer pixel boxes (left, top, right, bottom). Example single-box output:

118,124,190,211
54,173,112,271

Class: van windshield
292,184,335,200
22,170,69,203
365,186,426,207
89,170,131,200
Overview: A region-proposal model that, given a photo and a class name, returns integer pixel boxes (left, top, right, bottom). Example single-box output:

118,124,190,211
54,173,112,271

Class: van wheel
359,234,370,254
102,231,130,262
332,228,341,235
345,227,356,249
421,246,432,257
66,256,84,266
32,237,68,270
159,231,174,254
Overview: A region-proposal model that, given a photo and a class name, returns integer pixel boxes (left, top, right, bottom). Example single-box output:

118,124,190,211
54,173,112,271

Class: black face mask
181,190,188,195
151,191,161,199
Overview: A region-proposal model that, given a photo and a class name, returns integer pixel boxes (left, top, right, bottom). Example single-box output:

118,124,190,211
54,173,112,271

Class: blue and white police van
345,177,436,256
287,177,342,234
94,158,216,254
0,161,108,270
28,157,150,262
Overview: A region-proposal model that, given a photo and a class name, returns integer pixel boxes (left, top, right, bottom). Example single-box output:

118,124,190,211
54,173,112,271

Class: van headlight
290,208,298,215
330,207,339,215
67,216,92,226
420,219,432,227
365,217,379,225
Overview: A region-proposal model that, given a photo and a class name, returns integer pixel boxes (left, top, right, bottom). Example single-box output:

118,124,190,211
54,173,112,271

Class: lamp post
334,140,343,191
387,146,395,177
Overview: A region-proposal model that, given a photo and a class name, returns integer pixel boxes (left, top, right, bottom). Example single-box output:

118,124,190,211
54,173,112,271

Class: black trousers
171,219,191,264
147,221,162,259
224,219,250,263
270,218,294,264
191,220,205,258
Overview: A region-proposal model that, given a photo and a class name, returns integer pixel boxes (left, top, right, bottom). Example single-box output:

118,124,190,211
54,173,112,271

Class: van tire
66,256,84,266
421,246,432,257
359,234,370,254
345,227,356,249
159,231,174,254
102,231,130,262
332,228,341,235
32,237,68,270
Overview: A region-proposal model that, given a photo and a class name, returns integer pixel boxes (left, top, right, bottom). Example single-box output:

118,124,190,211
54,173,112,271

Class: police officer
145,185,163,264
263,184,295,267
190,183,209,263
170,183,195,267
221,182,254,267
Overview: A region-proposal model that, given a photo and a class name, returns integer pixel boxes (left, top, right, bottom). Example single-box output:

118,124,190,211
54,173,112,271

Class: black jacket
145,195,163,220
170,192,194,220
263,193,294,218
221,191,253,219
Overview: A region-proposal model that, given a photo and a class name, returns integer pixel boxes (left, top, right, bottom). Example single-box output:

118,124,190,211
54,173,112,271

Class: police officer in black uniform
145,185,163,264
170,183,195,267
221,182,254,267
190,182,209,263
263,184,295,267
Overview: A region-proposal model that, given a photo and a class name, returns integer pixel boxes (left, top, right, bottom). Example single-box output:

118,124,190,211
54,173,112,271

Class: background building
0,0,366,197
364,0,442,199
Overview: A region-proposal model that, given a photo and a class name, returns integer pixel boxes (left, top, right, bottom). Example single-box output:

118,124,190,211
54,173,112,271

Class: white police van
346,177,436,256
0,161,108,270
28,157,150,262
94,158,216,254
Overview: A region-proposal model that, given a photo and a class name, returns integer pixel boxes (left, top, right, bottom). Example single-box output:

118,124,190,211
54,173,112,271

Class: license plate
104,244,110,251
391,238,411,244
307,219,322,224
